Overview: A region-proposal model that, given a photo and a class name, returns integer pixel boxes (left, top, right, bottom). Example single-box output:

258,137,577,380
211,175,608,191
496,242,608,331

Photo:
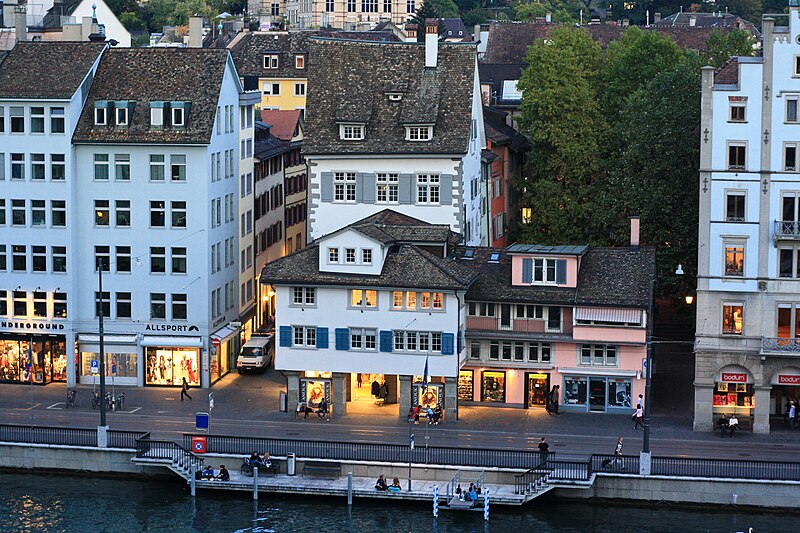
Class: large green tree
702,29,757,68
516,26,608,245
514,0,585,23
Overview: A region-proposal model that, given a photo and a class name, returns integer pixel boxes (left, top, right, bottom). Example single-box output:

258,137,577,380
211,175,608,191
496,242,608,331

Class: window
350,328,377,351
779,246,800,278
528,342,552,363
116,292,131,318
346,248,356,264
95,290,111,317
470,341,481,359
53,292,67,318
149,245,169,275
0,290,6,316
350,289,378,308
10,106,24,132
328,247,339,263
151,105,164,127
348,0,356,11
95,200,110,226
384,0,392,10
50,107,65,134
30,107,45,133
377,173,398,203
150,293,166,319
31,246,46,272
30,200,46,227
339,124,365,140
724,243,744,277
263,55,279,69
406,126,432,141
171,247,187,274
116,106,129,126
52,246,66,273
467,302,496,317
12,199,25,226
94,154,109,180
725,191,745,221
787,143,800,172
31,153,45,180
262,83,280,96
51,200,66,227
94,106,107,126
116,246,131,273
727,142,746,170
115,154,130,181
362,249,372,264
0,106,3,133
788,96,799,123
416,174,440,204
393,331,443,353
0,199,4,225
362,0,378,10
150,201,166,227
172,106,185,127
13,291,27,316
295,54,306,68
51,154,65,181
150,155,165,181
525,257,561,284
795,56,800,76
115,200,130,227
11,153,24,179
294,83,306,97
0,153,4,180
579,344,617,366
171,155,186,181
722,303,744,335
94,246,110,271
407,0,415,11
172,294,187,320
293,326,316,348
419,292,431,310
334,172,357,202
171,201,187,228
292,287,315,306
432,292,444,309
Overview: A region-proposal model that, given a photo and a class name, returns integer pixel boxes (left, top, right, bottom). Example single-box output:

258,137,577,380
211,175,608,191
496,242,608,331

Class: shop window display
481,371,505,402
458,370,474,401
564,376,587,405
0,337,65,384
146,347,200,386
607,379,632,407
81,352,137,378
713,382,754,411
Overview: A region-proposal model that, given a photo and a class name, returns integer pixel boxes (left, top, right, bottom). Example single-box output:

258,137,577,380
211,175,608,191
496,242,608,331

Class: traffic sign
196,412,209,432
211,337,221,348
192,435,207,453
90,360,99,374
410,433,415,451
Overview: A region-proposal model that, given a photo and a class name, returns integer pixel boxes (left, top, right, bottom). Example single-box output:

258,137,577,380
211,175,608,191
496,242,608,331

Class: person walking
790,401,797,430
612,436,625,470
549,385,560,415
633,405,644,430
180,377,192,401
357,373,363,389
636,394,643,410
538,437,550,466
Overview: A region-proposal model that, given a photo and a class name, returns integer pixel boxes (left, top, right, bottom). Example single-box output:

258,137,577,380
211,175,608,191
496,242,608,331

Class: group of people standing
545,385,560,415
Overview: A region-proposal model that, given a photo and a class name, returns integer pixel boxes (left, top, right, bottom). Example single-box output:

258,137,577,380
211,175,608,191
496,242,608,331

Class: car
236,335,274,373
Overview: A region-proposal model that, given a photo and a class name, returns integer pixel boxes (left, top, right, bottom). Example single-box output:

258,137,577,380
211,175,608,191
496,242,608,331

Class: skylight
489,252,501,263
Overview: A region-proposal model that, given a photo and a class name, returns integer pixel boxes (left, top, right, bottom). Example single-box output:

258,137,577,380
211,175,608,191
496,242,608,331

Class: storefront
458,370,474,402
770,367,800,417
141,336,202,387
712,367,755,418
301,371,332,408
210,324,240,384
0,333,67,384
560,371,637,412
481,370,506,402
78,334,139,386
525,372,550,408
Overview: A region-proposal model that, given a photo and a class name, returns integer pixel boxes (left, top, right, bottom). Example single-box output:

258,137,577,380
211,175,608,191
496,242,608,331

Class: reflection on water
0,473,797,533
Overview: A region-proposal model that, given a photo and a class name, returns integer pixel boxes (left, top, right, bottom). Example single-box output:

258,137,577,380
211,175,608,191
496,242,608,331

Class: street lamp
96,258,109,447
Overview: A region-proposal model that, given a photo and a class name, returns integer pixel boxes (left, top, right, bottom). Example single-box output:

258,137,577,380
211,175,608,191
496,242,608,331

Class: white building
0,41,105,386
695,6,800,432
302,21,486,245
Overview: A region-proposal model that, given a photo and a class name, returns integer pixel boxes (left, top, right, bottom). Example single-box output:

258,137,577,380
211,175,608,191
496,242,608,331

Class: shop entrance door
589,378,606,412
525,373,550,408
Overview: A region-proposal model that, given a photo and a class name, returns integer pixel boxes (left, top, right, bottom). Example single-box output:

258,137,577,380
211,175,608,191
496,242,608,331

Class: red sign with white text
721,373,748,383
778,375,800,385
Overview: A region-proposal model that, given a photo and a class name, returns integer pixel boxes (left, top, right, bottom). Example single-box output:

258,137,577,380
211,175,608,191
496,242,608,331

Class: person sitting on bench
248,452,266,468
375,474,388,491
717,414,728,437
215,465,230,481
317,398,329,420
430,406,443,425
728,414,739,437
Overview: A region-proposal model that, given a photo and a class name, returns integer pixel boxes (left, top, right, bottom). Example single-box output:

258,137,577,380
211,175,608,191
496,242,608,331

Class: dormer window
387,93,403,102
263,54,279,69
172,106,185,127
295,54,305,69
94,103,107,126
340,124,365,140
116,106,129,126
328,247,339,263
150,102,164,128
406,125,432,141
361,249,372,264
521,257,567,285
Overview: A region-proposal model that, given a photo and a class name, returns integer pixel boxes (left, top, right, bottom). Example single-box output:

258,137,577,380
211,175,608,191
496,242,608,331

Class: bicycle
65,389,77,408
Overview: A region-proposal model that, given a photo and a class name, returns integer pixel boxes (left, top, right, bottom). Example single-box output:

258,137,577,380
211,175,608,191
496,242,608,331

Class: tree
702,29,757,68
409,1,439,26
516,27,608,245
429,0,460,17
514,0,585,23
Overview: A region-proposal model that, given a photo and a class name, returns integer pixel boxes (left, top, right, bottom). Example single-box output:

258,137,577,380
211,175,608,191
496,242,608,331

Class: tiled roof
319,30,402,42
229,31,313,78
303,38,476,155
507,244,588,255
652,12,759,35
484,107,528,152
349,209,460,245
72,48,230,145
714,57,739,85
440,18,471,41
260,109,301,141
0,41,104,99
260,243,476,290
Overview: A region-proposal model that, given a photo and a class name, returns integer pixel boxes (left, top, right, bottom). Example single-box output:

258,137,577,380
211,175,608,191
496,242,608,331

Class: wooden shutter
320,172,333,202
556,259,567,284
442,333,455,355
335,328,350,350
316,327,329,349
279,326,292,347
380,330,393,352
522,258,533,283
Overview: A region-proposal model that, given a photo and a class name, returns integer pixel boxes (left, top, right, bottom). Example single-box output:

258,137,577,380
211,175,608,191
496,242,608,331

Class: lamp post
97,258,108,447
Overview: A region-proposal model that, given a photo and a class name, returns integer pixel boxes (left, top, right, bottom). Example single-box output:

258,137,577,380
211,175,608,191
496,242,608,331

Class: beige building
285,0,416,30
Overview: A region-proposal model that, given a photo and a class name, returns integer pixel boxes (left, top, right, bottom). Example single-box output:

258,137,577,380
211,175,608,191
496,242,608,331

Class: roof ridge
407,244,475,286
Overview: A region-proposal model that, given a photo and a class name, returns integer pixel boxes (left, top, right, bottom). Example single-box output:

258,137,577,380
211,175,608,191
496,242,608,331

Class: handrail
475,470,485,491
445,470,461,502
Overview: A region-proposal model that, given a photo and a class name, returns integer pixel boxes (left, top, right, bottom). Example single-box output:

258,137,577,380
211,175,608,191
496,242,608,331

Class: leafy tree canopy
702,29,757,68
514,0,585,23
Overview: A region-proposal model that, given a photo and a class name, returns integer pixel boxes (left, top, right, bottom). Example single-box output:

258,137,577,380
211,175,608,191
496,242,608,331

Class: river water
0,473,796,533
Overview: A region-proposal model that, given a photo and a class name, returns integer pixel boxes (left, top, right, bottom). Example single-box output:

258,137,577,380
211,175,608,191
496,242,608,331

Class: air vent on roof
463,249,475,260
489,252,501,263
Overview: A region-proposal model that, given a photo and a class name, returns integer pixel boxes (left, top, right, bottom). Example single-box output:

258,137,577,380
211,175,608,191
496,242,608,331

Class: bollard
347,472,353,506
190,466,196,497
253,467,259,501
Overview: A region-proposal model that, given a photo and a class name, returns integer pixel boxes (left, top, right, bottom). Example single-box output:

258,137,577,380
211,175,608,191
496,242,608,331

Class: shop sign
0,320,65,331
721,372,748,383
778,375,800,385
144,323,199,332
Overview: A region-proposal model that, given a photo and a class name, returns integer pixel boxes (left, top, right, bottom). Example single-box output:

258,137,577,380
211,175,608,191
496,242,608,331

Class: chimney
622,18,629,27
425,18,438,68
15,4,27,42
654,12,661,23
189,15,203,48
630,216,640,248
405,23,417,43
473,23,480,42
81,16,93,40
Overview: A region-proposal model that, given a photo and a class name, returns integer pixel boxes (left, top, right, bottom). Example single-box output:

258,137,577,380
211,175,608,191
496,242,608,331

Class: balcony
773,221,800,241
761,337,800,356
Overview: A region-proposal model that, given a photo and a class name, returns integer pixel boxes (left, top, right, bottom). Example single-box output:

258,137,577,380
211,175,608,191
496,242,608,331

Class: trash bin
279,391,287,412
287,453,296,476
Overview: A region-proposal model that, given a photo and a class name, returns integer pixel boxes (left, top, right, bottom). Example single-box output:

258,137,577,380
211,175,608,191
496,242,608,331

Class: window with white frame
114,154,130,181
729,100,746,122
264,54,279,68
150,293,167,319
94,246,110,271
51,200,66,227
725,191,745,221
350,289,377,308
116,106,129,126
334,172,356,202
150,154,165,181
534,258,558,283
172,294,188,320
171,155,186,181
579,344,617,366
10,106,24,133
295,54,306,68
116,246,131,273
171,201,186,228
294,83,306,96
53,292,67,318
11,199,25,226
150,200,166,227
502,80,522,100
150,246,166,273
724,242,745,277
467,301,496,317
328,247,339,263
786,143,800,171
151,105,164,127
31,246,46,272
263,83,280,96
361,249,372,264
292,287,316,306
94,200,110,226
52,246,66,273
94,154,109,180
416,174,440,204
795,56,800,76
405,125,432,141
293,326,316,347
171,247,187,274
31,153,45,180
345,248,356,264
94,105,107,126
339,124,365,140
30,107,45,133
350,328,377,351
722,302,744,335
788,96,800,124
51,154,65,181
376,173,398,203
528,342,552,363
115,200,130,227
393,331,442,353
116,292,131,318
172,106,185,127
50,107,65,133
11,153,24,180
779,245,800,278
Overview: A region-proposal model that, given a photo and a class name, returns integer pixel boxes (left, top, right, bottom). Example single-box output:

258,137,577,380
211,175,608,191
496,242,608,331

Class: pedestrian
538,437,549,465
613,436,625,469
180,377,192,401
633,406,644,430
790,401,797,430
549,385,560,415
357,373,363,389
636,394,643,410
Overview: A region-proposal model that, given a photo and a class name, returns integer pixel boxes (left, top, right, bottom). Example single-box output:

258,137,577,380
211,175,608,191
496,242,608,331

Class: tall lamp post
97,259,108,447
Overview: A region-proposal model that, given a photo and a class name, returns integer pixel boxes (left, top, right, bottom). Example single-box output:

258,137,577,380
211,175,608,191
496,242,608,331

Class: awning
140,336,203,348
574,307,642,324
211,324,239,342
557,367,639,378
77,334,138,345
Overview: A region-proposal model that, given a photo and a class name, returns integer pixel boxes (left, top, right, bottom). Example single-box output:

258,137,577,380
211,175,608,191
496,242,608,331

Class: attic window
263,54,279,69
295,55,305,69
339,123,365,140
94,105,107,126
405,125,433,141
150,102,164,128
489,252,501,263
463,249,475,260
387,93,403,102
115,106,129,127
502,80,522,100
172,105,185,127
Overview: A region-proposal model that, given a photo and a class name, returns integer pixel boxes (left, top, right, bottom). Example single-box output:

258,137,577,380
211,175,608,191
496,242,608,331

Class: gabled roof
229,31,313,78
303,38,476,155
260,109,302,141
651,12,759,35
440,18,471,41
319,30,402,42
714,57,739,85
349,209,460,245
72,48,231,144
0,41,104,99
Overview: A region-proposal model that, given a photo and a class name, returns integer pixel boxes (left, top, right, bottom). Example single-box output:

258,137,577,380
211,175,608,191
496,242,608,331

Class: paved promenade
1,370,798,461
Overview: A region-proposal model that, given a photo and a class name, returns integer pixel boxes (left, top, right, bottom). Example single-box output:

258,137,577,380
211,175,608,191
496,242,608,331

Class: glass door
526,373,550,408
589,377,606,412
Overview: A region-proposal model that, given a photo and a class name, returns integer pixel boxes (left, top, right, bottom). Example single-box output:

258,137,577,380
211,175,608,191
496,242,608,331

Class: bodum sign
778,375,800,385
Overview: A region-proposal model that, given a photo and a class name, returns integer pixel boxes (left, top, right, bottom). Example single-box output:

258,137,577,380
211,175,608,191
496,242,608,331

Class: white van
236,335,274,373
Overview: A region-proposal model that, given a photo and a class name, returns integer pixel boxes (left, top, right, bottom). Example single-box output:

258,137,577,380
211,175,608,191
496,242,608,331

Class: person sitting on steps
317,398,329,420
375,474,388,491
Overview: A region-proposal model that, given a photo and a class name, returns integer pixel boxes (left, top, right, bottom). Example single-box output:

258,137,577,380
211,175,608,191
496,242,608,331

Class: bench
713,415,752,435
240,460,279,476
302,461,341,479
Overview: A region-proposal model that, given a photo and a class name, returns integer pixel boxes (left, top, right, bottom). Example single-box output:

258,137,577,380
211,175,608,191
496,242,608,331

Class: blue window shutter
439,175,453,204
442,333,455,355
522,258,533,283
556,259,567,284
316,327,329,349
335,328,350,350
279,326,292,347
380,330,393,352
457,331,463,355
320,172,333,202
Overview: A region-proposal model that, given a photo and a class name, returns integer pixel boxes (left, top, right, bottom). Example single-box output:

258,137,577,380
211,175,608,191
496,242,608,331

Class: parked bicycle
65,389,77,408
